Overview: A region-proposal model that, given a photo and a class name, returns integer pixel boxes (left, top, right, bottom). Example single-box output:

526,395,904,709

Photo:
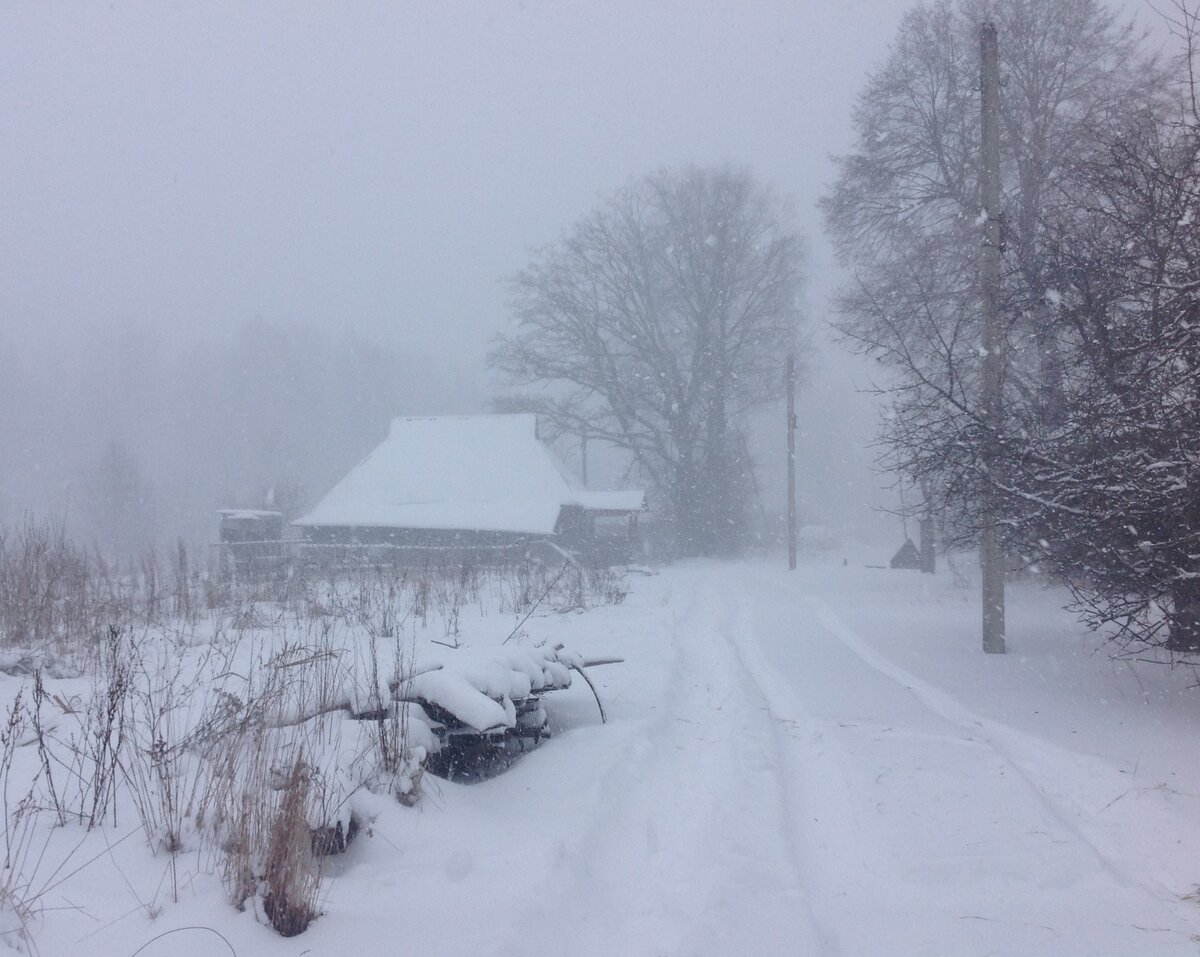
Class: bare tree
87,438,157,563
826,0,1200,654
822,0,1162,550
1006,102,1200,652
492,166,804,556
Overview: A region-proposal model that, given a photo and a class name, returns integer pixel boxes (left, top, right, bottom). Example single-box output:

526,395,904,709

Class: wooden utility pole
786,353,797,570
980,21,1006,654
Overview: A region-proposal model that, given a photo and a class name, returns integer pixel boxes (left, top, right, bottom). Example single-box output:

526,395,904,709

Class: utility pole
580,431,589,488
980,20,1005,654
919,479,936,574
786,353,797,570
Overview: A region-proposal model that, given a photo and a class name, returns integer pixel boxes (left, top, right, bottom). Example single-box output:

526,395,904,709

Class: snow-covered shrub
7,628,134,831
205,719,330,934
353,635,428,806
190,632,429,935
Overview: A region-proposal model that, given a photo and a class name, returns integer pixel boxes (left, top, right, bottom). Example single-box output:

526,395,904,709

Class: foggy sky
0,0,1163,545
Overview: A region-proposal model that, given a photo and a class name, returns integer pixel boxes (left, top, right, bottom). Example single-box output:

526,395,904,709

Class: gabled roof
293,414,644,536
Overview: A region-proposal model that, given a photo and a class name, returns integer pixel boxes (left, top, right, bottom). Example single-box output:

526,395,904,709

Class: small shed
217,509,284,572
292,415,645,564
889,537,922,570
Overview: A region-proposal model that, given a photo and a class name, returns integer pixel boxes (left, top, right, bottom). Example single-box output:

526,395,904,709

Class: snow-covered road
737,566,1199,956
35,555,1200,956
455,559,1200,957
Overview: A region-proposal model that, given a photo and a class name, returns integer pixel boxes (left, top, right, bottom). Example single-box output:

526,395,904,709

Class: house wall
297,512,642,567
557,506,644,565
296,524,541,567
300,525,535,547
554,505,593,546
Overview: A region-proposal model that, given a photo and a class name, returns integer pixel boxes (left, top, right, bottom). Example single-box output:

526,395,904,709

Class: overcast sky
0,0,1164,540
1,2,914,364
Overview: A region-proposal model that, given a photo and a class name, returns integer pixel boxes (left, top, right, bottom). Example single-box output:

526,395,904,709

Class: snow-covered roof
294,414,645,535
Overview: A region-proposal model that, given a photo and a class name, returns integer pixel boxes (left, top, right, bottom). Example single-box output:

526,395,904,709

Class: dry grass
0,521,632,942
261,757,320,936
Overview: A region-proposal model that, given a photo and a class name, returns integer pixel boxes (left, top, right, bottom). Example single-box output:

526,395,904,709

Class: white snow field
12,550,1200,956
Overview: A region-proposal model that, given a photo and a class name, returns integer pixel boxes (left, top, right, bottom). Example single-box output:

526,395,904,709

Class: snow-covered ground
10,549,1200,956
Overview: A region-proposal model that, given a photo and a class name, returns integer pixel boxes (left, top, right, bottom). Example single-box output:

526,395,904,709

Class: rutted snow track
492,560,1200,956
320,560,1200,957
725,563,1200,956
502,571,829,956
800,589,1185,907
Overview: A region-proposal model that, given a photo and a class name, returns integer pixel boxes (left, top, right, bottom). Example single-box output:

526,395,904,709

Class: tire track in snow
800,592,1192,910
716,597,843,957
729,566,1200,950
496,568,827,957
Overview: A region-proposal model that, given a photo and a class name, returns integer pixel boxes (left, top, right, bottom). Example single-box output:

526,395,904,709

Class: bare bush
261,757,320,937
0,520,124,667
80,626,132,829
194,638,355,935
0,795,42,954
356,635,424,806
0,693,84,953
120,639,213,891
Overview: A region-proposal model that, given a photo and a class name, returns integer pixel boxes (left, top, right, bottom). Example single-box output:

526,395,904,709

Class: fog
0,1,1155,557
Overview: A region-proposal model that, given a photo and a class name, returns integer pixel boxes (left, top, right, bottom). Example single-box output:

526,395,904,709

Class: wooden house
292,414,645,564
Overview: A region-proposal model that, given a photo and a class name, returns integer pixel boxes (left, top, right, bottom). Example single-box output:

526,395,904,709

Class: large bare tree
492,166,804,556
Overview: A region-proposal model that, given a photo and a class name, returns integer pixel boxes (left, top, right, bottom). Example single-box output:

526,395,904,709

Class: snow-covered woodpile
396,643,614,778
252,641,619,852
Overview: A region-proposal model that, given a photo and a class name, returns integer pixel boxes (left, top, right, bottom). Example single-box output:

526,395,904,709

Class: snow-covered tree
822,0,1162,547
1006,110,1200,651
492,166,804,556
825,0,1200,653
